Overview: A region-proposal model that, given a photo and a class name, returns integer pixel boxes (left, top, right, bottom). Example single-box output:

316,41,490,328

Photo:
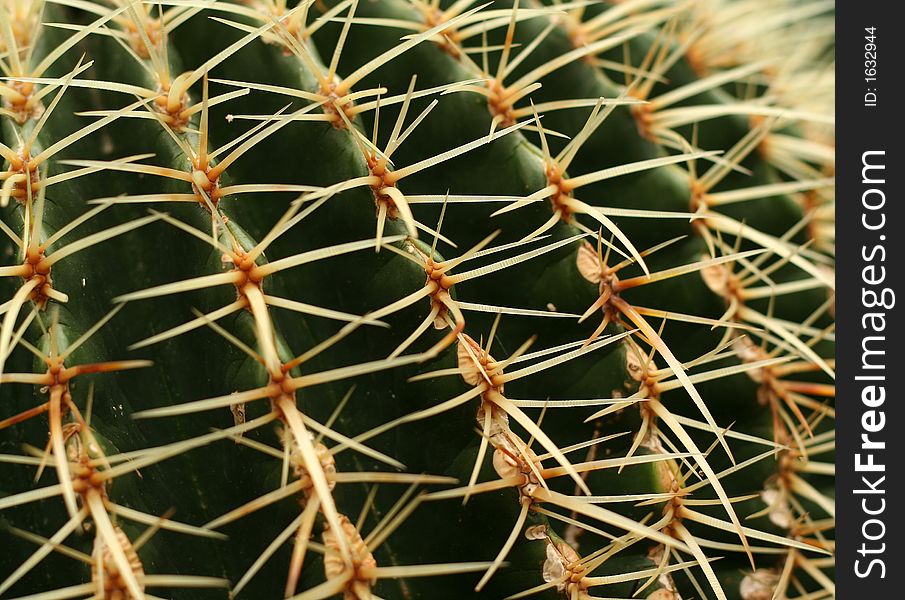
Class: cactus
0,1,835,599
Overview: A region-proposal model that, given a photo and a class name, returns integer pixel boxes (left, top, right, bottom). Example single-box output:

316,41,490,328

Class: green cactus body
0,1,834,599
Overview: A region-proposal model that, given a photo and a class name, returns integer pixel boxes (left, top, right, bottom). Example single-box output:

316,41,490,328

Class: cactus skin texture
0,1,835,600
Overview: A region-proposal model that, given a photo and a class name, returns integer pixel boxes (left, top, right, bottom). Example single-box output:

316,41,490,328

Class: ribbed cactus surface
0,1,835,599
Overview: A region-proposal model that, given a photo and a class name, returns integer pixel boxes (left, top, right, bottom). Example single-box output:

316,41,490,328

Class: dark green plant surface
0,1,834,599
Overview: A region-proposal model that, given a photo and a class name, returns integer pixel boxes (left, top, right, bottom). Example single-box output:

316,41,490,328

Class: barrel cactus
0,1,835,599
